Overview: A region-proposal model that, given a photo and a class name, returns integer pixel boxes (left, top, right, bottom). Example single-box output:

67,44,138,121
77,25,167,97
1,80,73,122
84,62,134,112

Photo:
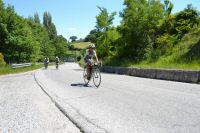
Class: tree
118,0,164,60
43,11,57,40
0,0,4,11
53,35,68,58
164,0,174,17
96,6,116,32
0,0,69,63
0,0,8,56
34,12,40,23
70,36,77,42
157,0,174,35
43,11,52,28
84,29,100,43
97,28,120,58
174,4,199,38
27,18,54,61
1,5,42,63
95,7,117,58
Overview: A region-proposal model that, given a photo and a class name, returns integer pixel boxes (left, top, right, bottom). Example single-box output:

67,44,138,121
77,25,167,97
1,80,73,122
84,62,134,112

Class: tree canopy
84,0,200,65
70,36,78,42
0,1,69,63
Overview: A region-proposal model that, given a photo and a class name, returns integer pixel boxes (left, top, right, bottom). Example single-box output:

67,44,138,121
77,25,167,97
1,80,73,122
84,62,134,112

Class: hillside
132,25,200,70
72,42,92,49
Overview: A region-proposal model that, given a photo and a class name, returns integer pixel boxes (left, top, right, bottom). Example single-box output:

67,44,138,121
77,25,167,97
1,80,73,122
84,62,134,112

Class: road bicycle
83,62,101,88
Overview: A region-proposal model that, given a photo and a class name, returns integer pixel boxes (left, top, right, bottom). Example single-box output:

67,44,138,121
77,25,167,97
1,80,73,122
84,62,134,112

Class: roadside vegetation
72,42,92,49
0,0,78,74
84,0,200,70
0,0,200,71
0,0,71,64
0,64,43,75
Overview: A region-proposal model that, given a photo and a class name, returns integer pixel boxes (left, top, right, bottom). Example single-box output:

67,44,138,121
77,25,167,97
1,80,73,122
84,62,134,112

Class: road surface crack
33,72,83,133
34,71,109,133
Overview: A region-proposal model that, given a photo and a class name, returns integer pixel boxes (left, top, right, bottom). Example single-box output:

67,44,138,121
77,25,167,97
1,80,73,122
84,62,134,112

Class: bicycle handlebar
93,61,102,67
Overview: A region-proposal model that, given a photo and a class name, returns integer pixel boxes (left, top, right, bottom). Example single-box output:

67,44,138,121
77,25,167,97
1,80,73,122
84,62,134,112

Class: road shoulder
0,71,80,133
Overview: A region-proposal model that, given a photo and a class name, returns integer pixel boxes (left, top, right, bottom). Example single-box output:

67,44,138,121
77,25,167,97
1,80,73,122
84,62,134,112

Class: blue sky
3,0,200,40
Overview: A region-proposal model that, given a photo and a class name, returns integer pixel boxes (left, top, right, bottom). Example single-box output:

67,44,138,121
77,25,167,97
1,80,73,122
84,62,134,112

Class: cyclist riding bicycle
84,44,99,80
55,56,60,64
55,56,60,69
44,57,49,69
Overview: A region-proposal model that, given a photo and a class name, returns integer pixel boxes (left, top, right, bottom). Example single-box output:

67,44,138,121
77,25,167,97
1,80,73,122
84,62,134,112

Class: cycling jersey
84,49,96,64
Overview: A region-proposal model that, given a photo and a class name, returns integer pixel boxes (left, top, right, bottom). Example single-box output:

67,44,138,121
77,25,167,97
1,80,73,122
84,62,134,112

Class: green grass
107,60,200,70
0,64,43,75
133,26,200,70
104,57,200,70
104,25,200,70
72,42,92,49
131,61,200,70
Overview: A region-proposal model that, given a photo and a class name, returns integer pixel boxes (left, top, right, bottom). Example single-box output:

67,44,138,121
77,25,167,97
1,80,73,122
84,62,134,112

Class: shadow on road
73,69,83,71
42,68,59,71
71,83,92,88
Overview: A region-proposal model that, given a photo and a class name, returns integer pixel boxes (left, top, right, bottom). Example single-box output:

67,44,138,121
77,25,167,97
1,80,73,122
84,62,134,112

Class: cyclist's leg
84,57,92,80
87,61,93,80
86,64,90,79
89,59,94,72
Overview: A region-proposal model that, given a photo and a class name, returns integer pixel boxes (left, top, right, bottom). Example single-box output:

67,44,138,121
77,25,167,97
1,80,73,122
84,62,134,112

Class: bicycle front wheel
93,68,101,88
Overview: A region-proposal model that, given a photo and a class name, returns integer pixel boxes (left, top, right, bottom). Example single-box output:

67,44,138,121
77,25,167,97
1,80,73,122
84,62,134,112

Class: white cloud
68,27,77,31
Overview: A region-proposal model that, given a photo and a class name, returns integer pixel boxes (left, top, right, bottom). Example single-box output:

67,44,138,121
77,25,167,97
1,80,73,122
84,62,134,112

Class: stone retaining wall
101,66,200,83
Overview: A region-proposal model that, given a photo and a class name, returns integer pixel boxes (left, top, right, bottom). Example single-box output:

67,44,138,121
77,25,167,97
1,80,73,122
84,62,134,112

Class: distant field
72,42,92,49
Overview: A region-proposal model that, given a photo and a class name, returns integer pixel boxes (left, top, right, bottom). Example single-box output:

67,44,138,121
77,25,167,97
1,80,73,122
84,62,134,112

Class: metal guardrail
11,63,32,69
64,57,76,62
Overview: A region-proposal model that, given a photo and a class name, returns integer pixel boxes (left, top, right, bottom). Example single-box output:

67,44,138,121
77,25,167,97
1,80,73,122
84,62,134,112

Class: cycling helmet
89,44,96,49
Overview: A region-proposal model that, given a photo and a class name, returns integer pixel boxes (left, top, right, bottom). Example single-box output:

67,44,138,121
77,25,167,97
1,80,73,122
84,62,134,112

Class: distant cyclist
55,56,60,69
44,57,49,69
84,44,99,80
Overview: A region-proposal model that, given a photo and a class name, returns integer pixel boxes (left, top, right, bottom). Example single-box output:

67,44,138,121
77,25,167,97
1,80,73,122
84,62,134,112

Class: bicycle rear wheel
93,68,101,88
83,67,90,85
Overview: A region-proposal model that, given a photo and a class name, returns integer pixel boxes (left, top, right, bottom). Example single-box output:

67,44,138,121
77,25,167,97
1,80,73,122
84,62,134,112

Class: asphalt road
35,63,200,133
0,71,80,133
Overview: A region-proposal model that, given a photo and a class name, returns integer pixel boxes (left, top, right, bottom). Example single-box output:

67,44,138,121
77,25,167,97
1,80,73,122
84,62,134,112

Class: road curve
35,63,200,133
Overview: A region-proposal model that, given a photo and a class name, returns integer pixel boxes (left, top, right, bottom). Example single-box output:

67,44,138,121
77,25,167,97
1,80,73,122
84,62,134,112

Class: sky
3,0,200,40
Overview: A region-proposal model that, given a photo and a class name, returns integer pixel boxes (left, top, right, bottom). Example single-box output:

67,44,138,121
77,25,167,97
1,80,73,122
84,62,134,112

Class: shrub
156,34,177,55
0,53,6,65
77,55,82,62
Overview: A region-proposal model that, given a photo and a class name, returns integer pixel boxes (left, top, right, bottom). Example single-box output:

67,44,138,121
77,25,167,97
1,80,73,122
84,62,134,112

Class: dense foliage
0,0,69,63
1,0,199,68
85,0,200,66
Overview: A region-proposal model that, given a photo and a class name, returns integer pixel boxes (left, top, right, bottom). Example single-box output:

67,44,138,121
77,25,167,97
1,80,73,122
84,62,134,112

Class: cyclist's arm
93,50,99,63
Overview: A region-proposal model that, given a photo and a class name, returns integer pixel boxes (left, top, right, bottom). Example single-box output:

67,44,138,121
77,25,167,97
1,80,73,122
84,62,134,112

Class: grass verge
131,61,200,70
0,64,43,76
104,57,200,70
